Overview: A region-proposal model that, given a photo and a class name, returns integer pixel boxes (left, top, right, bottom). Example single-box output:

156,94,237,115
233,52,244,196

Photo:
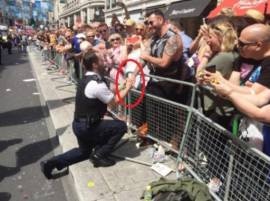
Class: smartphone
202,18,206,25
205,65,216,73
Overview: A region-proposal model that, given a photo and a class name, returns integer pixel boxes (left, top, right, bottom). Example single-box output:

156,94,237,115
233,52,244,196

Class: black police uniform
40,74,127,179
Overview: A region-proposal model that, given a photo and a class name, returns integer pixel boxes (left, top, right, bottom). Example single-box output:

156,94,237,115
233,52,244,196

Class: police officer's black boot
89,153,116,167
40,160,57,179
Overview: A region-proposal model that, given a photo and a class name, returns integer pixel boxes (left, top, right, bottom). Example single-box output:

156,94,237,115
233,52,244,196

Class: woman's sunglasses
110,37,120,42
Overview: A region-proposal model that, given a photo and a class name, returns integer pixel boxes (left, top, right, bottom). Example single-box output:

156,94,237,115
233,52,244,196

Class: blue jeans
51,119,127,169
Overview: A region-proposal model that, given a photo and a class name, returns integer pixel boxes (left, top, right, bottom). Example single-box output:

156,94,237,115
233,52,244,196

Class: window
112,0,116,8
106,0,110,10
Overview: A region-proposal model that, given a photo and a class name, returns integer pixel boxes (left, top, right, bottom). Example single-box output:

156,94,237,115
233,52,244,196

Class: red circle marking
115,59,146,109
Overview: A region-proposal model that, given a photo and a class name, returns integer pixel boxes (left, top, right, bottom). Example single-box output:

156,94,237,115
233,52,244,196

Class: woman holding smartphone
191,20,238,120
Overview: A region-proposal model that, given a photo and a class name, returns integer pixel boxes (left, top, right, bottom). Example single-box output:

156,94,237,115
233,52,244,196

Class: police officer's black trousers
74,60,80,80
49,119,127,169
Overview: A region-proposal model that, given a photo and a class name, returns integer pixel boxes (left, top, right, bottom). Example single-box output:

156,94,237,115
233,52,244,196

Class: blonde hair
245,9,265,23
209,22,238,52
135,23,145,30
108,33,123,44
220,7,234,17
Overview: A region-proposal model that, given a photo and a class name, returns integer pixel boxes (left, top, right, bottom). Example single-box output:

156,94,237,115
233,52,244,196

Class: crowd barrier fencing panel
50,52,66,80
55,52,62,69
42,47,50,63
126,74,270,201
128,74,197,152
47,50,60,73
180,108,270,201
47,48,54,61
54,58,79,89
67,59,76,83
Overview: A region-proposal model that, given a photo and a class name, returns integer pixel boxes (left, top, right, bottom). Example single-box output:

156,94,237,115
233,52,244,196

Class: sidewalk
28,49,177,201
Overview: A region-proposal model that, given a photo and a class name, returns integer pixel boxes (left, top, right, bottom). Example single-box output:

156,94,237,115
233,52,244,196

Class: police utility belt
74,115,102,126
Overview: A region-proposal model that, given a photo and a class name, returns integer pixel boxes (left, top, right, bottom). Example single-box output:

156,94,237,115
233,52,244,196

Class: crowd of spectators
32,8,270,168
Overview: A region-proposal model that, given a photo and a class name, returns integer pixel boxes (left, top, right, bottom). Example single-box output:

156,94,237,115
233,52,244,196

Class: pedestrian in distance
0,34,2,65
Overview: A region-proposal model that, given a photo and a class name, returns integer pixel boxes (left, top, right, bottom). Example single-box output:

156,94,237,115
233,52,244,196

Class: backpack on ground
141,177,213,201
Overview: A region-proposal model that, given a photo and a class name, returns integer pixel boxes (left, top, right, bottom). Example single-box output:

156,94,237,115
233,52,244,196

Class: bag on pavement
141,177,213,201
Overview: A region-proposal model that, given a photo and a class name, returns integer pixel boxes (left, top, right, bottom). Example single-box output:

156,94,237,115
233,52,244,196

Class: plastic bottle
144,185,152,201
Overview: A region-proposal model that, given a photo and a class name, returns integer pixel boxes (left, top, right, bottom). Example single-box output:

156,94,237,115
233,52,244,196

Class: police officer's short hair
83,52,99,71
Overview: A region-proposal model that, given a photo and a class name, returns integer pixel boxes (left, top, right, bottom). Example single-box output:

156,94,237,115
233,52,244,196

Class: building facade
57,0,220,27
0,0,8,25
104,0,181,24
59,0,105,27
52,0,65,26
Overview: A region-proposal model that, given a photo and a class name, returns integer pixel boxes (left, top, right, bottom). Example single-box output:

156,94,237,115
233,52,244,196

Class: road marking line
23,78,36,82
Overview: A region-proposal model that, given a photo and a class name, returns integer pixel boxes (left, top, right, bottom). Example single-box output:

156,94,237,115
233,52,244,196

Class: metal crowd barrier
111,73,270,201
181,110,270,201
46,49,81,88
39,49,270,200
47,49,61,73
128,74,196,152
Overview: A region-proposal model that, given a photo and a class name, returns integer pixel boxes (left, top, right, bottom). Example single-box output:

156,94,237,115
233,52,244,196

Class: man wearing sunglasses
86,28,99,46
219,23,270,95
207,23,270,156
97,23,110,49
140,9,183,101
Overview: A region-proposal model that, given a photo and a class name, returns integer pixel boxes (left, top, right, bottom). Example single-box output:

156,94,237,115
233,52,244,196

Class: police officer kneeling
40,52,134,179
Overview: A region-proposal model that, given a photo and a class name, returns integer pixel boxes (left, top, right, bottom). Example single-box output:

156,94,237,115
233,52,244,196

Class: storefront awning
166,0,216,19
208,0,270,18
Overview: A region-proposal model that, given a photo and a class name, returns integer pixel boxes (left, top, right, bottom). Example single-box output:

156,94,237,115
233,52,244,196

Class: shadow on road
0,139,23,152
16,135,59,168
0,125,68,182
0,192,11,201
0,50,28,78
0,106,49,127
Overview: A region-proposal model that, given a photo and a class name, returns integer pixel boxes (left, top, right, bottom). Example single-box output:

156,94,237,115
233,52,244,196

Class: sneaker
89,154,116,167
40,160,54,179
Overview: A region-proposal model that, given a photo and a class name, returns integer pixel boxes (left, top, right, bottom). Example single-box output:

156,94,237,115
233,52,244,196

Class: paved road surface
0,48,77,201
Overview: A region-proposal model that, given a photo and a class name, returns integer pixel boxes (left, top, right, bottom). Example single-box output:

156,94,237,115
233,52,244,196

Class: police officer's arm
140,35,182,68
108,77,134,106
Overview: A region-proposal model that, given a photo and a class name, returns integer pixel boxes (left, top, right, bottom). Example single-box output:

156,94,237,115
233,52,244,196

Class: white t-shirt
84,72,114,104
